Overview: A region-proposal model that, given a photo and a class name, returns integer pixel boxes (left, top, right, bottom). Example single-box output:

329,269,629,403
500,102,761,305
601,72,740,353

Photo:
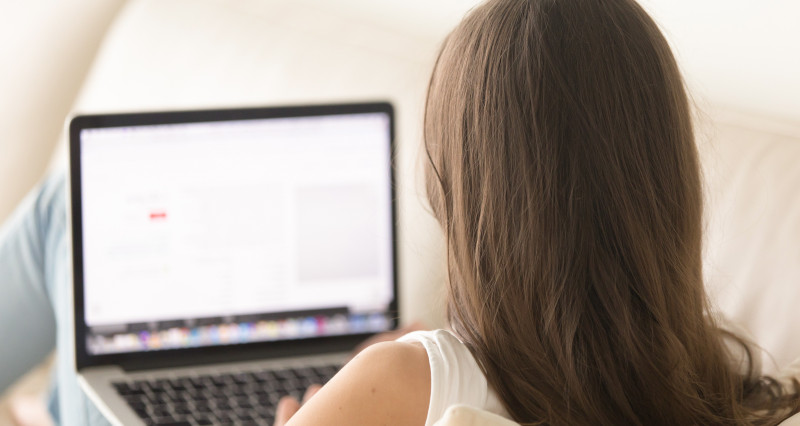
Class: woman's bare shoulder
285,341,431,425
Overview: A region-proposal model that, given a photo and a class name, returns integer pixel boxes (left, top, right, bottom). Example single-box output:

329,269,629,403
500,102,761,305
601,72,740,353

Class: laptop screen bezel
69,102,398,371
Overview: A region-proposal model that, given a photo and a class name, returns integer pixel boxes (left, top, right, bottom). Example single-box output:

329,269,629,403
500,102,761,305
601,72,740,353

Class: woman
282,0,800,424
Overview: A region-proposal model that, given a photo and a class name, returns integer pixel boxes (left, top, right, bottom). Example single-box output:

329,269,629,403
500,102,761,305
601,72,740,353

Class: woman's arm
277,340,431,426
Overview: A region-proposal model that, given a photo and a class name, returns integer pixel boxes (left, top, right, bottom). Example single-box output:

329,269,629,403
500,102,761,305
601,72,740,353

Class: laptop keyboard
112,364,340,426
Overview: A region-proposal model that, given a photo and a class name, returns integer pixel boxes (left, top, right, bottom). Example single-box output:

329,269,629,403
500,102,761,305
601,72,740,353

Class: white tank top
397,329,511,426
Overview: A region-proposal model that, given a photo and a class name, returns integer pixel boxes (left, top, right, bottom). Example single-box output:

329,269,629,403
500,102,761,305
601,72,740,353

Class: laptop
68,102,398,426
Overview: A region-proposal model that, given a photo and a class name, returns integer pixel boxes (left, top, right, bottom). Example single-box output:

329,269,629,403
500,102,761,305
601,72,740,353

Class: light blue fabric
0,169,109,425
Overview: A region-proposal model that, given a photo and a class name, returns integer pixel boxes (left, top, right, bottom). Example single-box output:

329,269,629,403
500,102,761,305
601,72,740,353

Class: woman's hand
273,384,322,426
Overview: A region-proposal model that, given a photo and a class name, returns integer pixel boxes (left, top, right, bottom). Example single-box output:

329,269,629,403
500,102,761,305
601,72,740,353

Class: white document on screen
79,113,394,327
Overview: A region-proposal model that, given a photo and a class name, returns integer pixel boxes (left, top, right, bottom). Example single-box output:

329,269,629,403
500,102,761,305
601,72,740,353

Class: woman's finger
274,396,301,426
302,384,323,404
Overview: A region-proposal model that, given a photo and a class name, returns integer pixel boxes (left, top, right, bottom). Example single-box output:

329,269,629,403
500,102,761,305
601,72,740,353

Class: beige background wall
640,0,800,124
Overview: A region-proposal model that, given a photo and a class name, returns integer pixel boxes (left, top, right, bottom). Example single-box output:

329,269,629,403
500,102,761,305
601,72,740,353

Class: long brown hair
423,0,799,424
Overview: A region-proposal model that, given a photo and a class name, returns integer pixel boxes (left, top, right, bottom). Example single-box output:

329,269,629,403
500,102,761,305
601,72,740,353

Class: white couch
1,0,799,424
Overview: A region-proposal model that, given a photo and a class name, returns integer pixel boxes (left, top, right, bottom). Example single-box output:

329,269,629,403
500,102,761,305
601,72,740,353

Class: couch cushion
699,108,800,371
0,0,124,224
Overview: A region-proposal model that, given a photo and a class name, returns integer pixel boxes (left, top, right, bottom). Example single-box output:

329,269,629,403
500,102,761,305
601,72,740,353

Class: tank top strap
397,329,510,426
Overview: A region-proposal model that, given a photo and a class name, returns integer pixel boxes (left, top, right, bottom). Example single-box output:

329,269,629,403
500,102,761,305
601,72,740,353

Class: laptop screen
75,108,395,356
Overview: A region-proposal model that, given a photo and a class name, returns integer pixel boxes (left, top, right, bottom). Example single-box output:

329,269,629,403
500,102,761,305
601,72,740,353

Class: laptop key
117,387,146,397
255,405,276,417
172,380,185,390
205,387,229,399
132,408,150,419
231,387,251,398
236,399,254,410
112,382,133,394
253,370,276,383
299,377,319,388
194,402,213,413
274,368,297,380
187,387,203,397
174,408,192,417
123,393,148,404
125,400,148,412
211,374,231,386
150,406,172,418
149,420,190,426
193,416,214,426
188,376,205,388
231,372,254,384
214,400,232,411
215,412,236,423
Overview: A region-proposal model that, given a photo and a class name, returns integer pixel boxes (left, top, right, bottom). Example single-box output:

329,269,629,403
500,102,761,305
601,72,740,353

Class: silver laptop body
68,103,398,426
